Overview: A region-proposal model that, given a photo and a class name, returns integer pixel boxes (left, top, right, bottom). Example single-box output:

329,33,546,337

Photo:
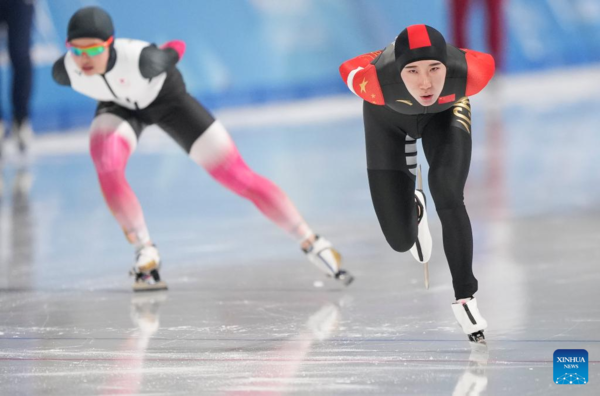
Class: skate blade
335,270,355,287
133,281,168,292
339,273,355,287
468,330,486,343
418,165,429,290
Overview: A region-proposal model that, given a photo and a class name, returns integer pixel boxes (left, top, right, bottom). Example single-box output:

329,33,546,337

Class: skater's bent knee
90,134,132,173
385,237,414,253
379,223,416,252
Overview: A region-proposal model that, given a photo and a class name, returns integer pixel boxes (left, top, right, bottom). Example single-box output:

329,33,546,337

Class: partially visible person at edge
450,0,505,70
0,0,36,155
52,7,354,291
339,25,494,343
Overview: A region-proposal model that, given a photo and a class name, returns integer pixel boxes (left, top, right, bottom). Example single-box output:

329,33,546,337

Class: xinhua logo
554,349,588,385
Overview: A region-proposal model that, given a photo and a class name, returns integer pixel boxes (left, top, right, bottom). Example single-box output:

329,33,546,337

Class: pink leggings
90,117,312,246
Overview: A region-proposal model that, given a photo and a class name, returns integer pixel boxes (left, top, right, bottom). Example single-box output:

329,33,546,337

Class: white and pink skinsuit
52,38,314,248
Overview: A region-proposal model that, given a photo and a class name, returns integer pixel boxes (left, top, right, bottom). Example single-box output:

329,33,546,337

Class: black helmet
67,6,114,42
394,25,447,71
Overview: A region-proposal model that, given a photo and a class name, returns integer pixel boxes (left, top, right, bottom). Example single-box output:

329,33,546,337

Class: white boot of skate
131,245,168,292
410,166,433,289
303,236,354,286
452,297,488,343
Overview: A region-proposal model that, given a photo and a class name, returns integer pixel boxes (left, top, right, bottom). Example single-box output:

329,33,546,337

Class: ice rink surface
0,67,599,395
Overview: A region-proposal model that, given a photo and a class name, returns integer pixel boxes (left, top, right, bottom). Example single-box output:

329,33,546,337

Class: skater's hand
140,42,186,79
160,40,186,60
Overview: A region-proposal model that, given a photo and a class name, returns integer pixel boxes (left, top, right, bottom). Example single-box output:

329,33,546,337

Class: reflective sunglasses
66,36,114,57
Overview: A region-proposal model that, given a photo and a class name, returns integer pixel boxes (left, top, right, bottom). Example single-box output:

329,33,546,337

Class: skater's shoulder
138,43,181,79
447,45,495,96
339,46,387,105
372,44,401,86
109,38,149,65
52,55,71,86
110,38,178,78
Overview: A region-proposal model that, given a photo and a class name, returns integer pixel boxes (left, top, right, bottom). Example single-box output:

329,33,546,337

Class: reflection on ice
223,299,345,394
452,343,489,396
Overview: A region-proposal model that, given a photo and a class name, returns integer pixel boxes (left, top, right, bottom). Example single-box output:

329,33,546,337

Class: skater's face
68,37,112,76
401,60,447,106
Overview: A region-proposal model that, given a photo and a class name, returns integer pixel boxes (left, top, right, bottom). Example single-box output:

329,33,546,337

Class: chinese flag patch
438,94,456,104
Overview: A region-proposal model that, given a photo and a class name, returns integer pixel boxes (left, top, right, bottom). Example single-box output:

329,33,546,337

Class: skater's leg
190,121,313,240
153,90,349,281
194,123,356,281
7,0,34,124
423,101,487,341
90,109,165,290
193,122,357,282
89,112,151,247
363,101,419,252
6,0,35,151
367,169,417,251
421,99,477,299
153,91,313,241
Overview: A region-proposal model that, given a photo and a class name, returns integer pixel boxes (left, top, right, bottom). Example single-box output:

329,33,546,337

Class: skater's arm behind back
52,55,71,86
139,40,186,79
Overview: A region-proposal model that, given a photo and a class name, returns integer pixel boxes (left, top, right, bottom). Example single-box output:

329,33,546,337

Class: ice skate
130,244,168,292
409,165,432,288
303,236,354,286
452,297,488,343
12,119,34,154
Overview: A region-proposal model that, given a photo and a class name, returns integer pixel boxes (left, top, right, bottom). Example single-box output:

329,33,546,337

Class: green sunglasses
67,36,114,57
